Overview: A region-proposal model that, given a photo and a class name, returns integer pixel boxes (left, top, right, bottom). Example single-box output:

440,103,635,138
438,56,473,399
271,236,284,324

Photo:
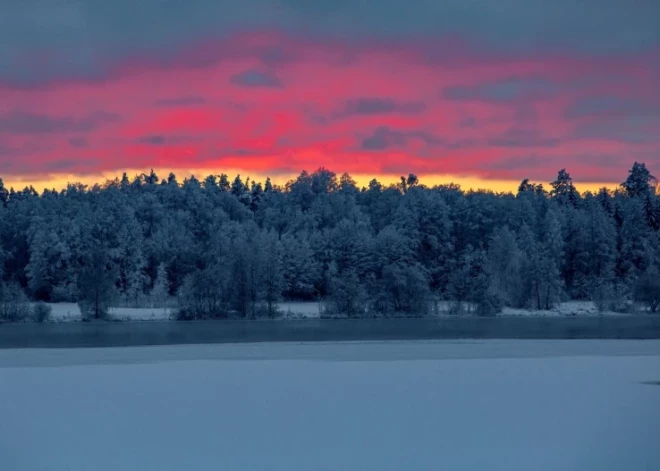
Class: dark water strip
1,316,660,349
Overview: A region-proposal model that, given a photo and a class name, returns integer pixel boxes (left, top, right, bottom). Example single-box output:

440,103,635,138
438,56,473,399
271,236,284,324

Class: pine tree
596,188,613,215
250,182,264,212
260,231,283,317
77,246,117,320
150,263,170,307
643,192,658,231
620,198,652,281
218,174,231,192
203,175,218,191
518,224,544,309
264,177,273,193
622,162,656,198
0,178,9,207
26,226,51,300
585,201,617,293
539,209,564,309
487,227,522,307
280,234,321,300
550,169,579,207
327,264,367,317
145,169,159,185
123,251,149,307
120,173,130,191
231,175,251,206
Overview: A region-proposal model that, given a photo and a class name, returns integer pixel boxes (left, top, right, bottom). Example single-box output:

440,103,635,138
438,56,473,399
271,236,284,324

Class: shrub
592,283,631,313
326,269,367,318
32,302,52,323
0,283,31,322
175,266,234,320
78,300,110,321
634,271,660,314
475,291,504,317
379,264,430,317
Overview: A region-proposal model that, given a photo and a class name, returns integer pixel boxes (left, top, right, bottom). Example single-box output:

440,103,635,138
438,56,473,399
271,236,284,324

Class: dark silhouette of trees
1,163,659,320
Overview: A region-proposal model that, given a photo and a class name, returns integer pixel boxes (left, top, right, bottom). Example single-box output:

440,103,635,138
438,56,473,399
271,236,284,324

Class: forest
1,162,660,321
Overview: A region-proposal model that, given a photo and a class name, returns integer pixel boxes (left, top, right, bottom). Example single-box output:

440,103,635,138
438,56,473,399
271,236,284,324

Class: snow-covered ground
42,303,174,322
279,301,322,318
107,306,175,321
42,301,321,321
502,300,605,317
42,302,81,321
435,300,626,317
36,300,640,322
1,340,659,471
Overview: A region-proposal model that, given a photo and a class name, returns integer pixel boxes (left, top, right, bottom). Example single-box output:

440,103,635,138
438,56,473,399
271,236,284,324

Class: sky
0,1,659,192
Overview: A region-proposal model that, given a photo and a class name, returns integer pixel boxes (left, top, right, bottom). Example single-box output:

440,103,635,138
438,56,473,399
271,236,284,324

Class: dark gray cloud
0,111,120,134
230,70,282,88
135,135,203,146
482,153,625,181
514,104,540,123
256,46,296,66
360,126,444,150
136,135,167,145
445,138,480,150
459,117,476,128
1,1,658,84
41,159,86,172
361,127,407,150
488,128,560,148
571,117,660,144
336,98,426,118
483,155,546,171
0,140,57,171
564,96,660,119
154,96,208,107
68,137,89,148
0,141,21,157
443,76,560,103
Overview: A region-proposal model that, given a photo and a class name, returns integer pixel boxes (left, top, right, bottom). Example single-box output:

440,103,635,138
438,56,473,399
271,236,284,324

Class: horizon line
0,167,624,195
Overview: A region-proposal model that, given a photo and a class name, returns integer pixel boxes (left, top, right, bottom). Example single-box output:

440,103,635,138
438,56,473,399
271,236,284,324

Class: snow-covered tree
487,227,522,307
622,162,656,198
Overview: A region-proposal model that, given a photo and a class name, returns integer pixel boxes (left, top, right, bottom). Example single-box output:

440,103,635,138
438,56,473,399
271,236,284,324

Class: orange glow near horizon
1,168,619,195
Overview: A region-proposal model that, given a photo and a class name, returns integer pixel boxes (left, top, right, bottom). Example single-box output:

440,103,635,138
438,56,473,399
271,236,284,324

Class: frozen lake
1,340,659,471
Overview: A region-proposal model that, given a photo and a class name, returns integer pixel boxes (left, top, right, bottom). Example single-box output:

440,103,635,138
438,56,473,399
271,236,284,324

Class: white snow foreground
1,340,659,471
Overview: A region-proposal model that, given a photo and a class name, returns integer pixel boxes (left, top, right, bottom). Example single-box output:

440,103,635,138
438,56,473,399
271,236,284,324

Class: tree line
1,162,660,321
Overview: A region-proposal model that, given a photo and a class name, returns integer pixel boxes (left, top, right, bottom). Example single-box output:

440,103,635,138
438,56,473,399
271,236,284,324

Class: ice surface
1,340,659,471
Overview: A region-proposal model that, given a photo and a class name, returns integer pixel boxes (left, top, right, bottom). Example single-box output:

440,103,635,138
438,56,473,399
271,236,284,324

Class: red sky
1,3,660,192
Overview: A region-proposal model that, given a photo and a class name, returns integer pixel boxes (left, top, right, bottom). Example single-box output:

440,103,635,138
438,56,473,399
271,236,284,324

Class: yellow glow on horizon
2,168,619,195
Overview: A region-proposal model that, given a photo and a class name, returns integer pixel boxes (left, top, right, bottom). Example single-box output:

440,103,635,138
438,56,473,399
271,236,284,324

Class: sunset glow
1,3,659,190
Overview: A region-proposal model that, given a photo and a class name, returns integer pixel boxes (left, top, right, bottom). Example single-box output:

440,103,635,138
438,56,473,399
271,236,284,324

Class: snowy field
1,340,659,471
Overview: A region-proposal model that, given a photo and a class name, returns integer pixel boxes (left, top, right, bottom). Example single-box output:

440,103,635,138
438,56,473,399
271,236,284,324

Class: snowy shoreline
13,299,656,324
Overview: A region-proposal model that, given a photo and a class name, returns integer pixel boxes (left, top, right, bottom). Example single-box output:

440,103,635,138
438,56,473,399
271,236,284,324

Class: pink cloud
0,32,659,184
